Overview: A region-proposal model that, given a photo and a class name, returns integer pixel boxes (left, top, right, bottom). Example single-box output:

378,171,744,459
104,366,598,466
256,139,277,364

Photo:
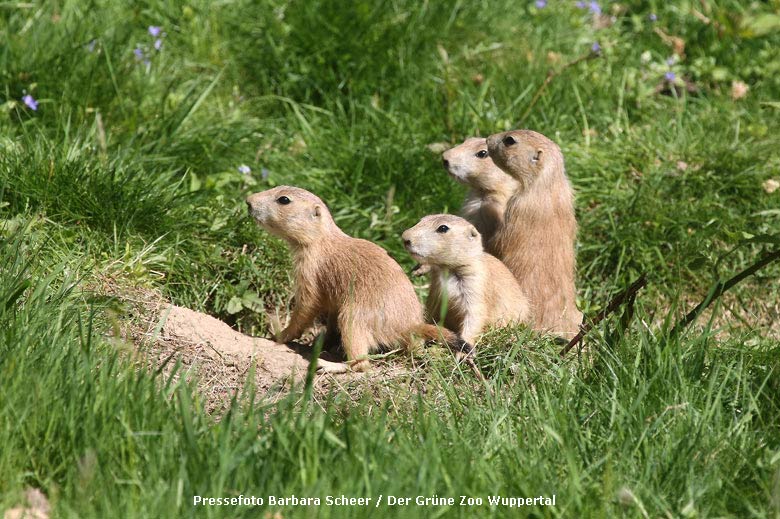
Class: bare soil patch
156,304,311,409
105,282,373,413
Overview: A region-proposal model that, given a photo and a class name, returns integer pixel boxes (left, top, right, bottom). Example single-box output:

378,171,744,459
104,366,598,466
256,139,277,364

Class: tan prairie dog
402,214,531,346
442,137,520,246
246,186,472,373
486,129,583,339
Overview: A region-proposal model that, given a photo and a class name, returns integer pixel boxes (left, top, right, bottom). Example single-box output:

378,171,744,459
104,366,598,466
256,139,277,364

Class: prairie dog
486,129,582,338
402,214,531,345
246,186,471,373
442,137,520,247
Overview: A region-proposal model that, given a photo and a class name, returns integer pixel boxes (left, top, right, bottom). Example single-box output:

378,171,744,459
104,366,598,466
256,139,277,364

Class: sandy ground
102,278,367,413
145,304,370,412
3,488,50,519
158,305,309,403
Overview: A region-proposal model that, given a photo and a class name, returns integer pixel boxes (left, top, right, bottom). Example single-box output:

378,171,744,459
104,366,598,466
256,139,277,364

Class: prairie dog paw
411,263,431,277
314,359,350,374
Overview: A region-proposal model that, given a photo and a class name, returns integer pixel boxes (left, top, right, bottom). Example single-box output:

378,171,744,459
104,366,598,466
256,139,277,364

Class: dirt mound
163,304,314,378
136,303,353,413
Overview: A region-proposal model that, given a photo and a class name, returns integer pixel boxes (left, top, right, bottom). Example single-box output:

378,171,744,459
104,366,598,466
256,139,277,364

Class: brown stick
559,274,648,357
669,249,780,337
518,48,601,126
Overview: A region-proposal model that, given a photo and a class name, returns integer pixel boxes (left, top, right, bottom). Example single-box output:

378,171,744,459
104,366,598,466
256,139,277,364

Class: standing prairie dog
246,186,472,373
442,137,520,246
486,129,582,338
402,214,531,345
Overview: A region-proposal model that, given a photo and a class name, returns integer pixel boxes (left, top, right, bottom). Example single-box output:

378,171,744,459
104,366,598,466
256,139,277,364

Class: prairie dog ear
313,205,322,218
469,227,479,239
531,149,543,163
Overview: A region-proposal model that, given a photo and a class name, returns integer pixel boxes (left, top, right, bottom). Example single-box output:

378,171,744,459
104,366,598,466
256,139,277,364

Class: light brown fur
247,186,471,373
402,214,531,345
442,137,520,246
486,129,582,338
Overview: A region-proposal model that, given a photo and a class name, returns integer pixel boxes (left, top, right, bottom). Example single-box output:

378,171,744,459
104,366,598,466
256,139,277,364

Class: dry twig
669,249,780,337
559,274,648,357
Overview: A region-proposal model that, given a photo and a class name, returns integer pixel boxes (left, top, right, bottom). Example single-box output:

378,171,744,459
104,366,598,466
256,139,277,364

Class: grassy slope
1,0,779,517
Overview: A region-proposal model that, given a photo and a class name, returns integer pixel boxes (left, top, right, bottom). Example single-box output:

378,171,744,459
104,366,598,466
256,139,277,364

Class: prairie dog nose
246,193,262,208
441,148,453,170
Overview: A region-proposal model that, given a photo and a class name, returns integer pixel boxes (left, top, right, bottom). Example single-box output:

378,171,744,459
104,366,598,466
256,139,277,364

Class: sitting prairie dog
402,214,531,346
442,137,520,246
486,129,583,338
246,186,472,373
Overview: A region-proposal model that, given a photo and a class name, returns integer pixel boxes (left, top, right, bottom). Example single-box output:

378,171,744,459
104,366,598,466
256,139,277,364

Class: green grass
1,0,780,517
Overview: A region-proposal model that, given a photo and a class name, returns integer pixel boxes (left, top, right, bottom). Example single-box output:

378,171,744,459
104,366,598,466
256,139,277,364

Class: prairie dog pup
246,186,471,373
442,138,520,247
486,129,582,338
402,214,531,345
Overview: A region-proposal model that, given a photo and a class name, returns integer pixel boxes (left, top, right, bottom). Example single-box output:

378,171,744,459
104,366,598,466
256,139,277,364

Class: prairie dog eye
475,150,488,159
503,135,517,146
436,225,450,233
276,196,291,205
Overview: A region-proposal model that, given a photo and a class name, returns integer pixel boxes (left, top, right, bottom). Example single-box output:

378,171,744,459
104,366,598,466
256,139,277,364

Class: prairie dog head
401,214,482,269
246,186,335,245
486,129,563,188
442,137,517,195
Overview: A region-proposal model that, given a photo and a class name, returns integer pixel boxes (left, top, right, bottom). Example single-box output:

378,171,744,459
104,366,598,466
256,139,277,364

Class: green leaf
740,13,780,38
226,296,243,314
0,216,24,236
743,233,780,245
209,216,228,232
3,279,30,310
241,291,265,313
688,256,709,270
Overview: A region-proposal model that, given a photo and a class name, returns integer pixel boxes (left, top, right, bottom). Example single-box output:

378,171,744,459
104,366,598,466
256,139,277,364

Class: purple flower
589,1,601,14
154,38,163,51
261,168,270,181
148,26,162,37
238,165,251,175
133,47,151,66
535,0,547,8
22,94,38,111
575,1,586,7
665,71,676,82
649,13,657,22
666,57,675,66
591,42,601,53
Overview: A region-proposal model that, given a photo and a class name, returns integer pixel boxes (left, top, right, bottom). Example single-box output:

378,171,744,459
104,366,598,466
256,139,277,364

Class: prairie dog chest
461,193,484,217
435,268,482,309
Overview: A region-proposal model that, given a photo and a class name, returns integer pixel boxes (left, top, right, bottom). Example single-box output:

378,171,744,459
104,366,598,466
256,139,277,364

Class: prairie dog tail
410,324,486,382
409,323,474,356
